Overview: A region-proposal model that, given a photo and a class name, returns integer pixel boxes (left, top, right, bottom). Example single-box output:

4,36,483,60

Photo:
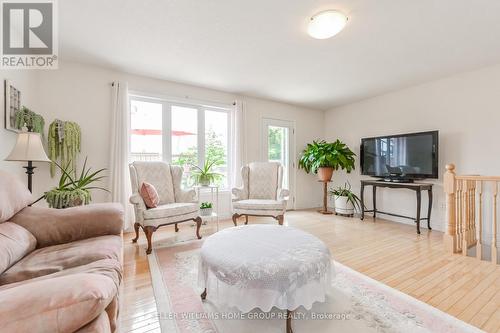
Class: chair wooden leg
245,215,249,225
195,217,202,239
175,223,179,232
144,226,156,255
200,288,207,300
232,213,240,226
277,215,284,225
132,223,140,243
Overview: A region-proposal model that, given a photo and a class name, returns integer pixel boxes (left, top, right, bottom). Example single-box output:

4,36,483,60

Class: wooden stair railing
444,164,499,264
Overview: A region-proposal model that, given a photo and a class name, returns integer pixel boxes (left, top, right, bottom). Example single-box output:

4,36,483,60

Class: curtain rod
111,82,236,105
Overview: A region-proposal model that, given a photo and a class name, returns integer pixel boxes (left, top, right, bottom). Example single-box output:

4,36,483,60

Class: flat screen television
360,131,438,182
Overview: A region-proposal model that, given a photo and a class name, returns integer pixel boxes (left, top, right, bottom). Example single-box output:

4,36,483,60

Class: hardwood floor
121,210,500,332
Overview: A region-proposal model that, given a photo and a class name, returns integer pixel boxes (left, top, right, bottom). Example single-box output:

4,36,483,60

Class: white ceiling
60,0,500,110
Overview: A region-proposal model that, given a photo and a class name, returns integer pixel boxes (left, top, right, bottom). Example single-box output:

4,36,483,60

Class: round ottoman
198,224,332,332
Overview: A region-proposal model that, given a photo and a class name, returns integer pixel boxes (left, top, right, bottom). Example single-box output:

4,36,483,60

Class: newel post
444,164,459,253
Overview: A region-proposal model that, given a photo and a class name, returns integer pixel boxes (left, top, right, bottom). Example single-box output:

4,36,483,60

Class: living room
0,1,499,333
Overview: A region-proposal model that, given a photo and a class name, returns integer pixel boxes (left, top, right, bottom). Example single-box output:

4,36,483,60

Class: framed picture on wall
4,80,21,132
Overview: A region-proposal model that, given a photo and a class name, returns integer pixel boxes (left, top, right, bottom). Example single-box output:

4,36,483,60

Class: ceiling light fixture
308,10,348,39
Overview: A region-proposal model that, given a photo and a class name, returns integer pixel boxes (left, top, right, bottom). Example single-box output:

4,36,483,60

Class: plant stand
318,180,333,214
195,185,220,232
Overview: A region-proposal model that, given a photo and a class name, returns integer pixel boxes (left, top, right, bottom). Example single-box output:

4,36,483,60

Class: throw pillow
140,182,159,208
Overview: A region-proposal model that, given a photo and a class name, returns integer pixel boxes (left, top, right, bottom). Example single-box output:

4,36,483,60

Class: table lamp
4,132,51,192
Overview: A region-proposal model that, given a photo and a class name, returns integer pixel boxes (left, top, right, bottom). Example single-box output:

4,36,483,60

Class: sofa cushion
143,202,198,219
0,258,122,292
10,204,123,248
0,222,37,274
233,199,285,211
0,171,33,223
0,235,121,285
140,181,159,208
0,273,117,333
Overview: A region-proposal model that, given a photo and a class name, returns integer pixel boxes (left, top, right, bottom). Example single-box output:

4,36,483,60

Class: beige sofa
0,171,123,333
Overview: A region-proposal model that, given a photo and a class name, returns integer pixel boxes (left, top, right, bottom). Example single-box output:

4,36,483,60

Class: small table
360,180,433,234
194,185,220,232
199,225,332,333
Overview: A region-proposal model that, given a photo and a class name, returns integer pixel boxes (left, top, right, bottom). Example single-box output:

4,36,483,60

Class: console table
360,180,433,234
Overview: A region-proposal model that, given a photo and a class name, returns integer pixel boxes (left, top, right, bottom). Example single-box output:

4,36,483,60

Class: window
130,99,163,161
129,95,231,189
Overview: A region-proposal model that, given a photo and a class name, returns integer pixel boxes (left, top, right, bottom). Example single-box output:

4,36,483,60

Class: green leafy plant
14,106,45,135
41,157,108,209
191,159,222,186
200,202,213,209
48,120,81,177
329,182,363,212
298,139,356,174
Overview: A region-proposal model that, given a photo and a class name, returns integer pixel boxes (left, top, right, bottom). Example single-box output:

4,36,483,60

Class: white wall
324,64,500,231
1,61,324,214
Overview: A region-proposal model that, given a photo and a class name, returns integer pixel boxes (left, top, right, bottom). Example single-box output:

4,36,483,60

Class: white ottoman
199,224,332,333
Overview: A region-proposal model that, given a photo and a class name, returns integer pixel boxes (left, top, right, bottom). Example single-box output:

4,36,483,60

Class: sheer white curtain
109,82,133,230
230,100,245,188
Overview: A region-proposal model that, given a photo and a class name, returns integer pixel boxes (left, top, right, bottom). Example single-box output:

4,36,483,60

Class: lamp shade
5,132,51,162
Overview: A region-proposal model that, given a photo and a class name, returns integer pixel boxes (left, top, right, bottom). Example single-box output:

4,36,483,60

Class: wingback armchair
232,162,289,225
129,161,202,254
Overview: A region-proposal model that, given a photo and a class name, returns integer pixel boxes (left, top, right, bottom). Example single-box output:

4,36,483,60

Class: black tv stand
360,180,433,234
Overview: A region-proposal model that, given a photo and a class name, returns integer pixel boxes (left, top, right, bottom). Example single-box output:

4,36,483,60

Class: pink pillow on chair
140,182,159,208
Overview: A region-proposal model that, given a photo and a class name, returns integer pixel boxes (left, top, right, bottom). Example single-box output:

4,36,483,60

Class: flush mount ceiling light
308,10,348,39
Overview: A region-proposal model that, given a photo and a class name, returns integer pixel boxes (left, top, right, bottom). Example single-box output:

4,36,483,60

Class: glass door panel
262,119,295,209
268,126,289,189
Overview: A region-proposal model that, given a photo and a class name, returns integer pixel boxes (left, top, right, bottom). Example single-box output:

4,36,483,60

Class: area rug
148,239,484,333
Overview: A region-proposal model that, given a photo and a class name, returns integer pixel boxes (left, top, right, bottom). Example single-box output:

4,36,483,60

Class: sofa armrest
11,203,124,248
0,273,117,333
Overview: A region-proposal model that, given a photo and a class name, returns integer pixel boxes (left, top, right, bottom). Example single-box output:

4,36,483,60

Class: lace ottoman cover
198,225,332,312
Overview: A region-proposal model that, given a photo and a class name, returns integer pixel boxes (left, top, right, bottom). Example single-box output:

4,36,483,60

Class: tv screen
360,131,438,179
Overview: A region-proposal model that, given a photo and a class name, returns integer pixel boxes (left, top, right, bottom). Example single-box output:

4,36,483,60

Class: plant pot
334,195,354,216
317,167,334,181
198,176,211,187
200,207,213,216
45,189,89,209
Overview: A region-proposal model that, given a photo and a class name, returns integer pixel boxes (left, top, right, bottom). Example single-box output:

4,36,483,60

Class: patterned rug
148,239,483,333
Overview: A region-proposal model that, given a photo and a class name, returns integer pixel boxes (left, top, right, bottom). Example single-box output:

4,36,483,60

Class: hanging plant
48,119,81,177
14,106,45,135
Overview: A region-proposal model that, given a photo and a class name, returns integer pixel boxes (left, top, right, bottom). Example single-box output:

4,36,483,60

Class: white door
262,118,295,209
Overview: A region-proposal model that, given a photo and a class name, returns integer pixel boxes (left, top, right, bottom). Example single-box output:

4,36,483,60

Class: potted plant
200,202,213,216
298,140,356,181
191,160,221,186
42,157,108,209
329,182,362,216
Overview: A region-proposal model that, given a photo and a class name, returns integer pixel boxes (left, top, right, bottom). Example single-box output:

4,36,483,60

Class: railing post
444,164,459,253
